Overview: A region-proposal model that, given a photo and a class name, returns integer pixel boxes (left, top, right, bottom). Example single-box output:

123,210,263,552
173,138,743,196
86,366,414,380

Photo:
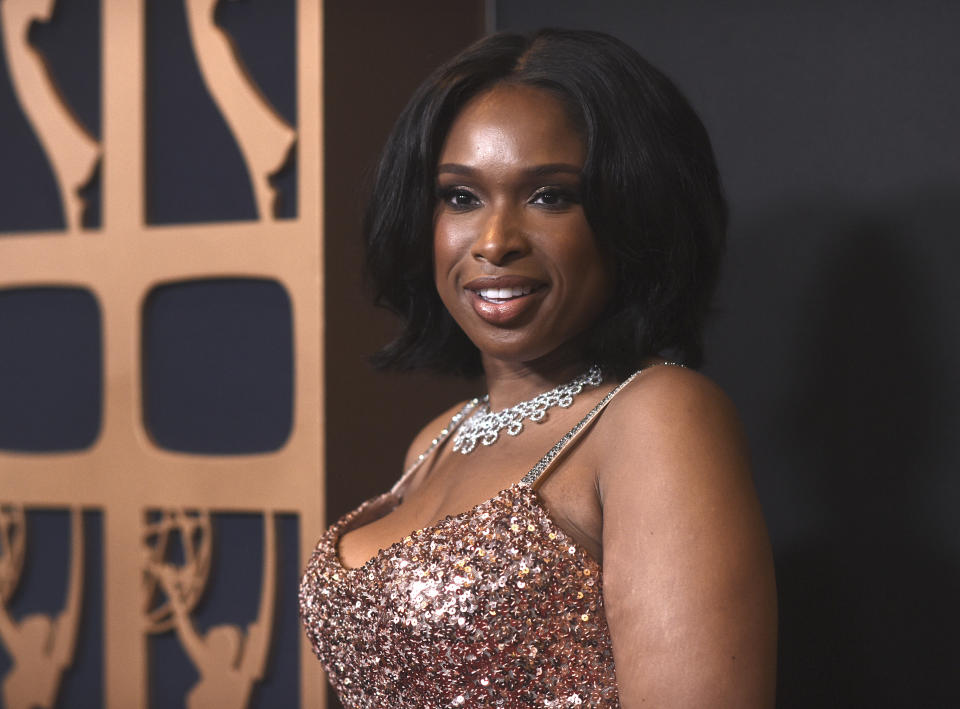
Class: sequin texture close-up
299,482,619,707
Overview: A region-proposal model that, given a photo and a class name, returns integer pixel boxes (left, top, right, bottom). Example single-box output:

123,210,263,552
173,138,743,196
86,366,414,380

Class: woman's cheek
434,216,474,279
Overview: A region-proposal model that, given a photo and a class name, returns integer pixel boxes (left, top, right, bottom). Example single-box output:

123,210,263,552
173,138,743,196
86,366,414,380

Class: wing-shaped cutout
184,0,296,221
1,0,100,232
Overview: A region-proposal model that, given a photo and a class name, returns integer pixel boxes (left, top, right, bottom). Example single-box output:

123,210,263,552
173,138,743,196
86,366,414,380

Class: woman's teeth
476,285,534,302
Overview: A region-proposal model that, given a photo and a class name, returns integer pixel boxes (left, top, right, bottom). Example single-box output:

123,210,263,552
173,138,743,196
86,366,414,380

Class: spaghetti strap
389,398,482,497
521,362,682,489
391,362,683,497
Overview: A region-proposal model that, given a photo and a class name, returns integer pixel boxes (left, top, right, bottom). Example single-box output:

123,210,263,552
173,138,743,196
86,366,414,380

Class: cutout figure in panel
0,505,84,709
184,0,295,221
142,510,213,633
144,510,276,708
0,0,100,231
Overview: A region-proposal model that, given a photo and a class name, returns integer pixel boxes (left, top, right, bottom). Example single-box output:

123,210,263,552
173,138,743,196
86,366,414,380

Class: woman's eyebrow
436,162,582,176
528,163,582,177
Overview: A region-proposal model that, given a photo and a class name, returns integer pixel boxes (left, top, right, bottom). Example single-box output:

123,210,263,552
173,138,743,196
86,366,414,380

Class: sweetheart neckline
324,368,658,574
327,481,603,574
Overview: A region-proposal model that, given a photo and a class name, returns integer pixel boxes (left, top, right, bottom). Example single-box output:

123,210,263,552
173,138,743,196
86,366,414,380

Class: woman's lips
462,277,546,326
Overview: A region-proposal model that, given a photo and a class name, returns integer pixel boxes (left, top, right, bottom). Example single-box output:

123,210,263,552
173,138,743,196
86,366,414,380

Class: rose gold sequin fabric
299,482,620,707
299,371,659,707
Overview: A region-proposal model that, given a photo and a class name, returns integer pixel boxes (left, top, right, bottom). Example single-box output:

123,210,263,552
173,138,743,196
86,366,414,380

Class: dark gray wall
497,2,960,707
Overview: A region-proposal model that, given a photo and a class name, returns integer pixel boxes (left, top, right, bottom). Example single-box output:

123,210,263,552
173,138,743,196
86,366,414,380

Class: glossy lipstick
462,276,546,326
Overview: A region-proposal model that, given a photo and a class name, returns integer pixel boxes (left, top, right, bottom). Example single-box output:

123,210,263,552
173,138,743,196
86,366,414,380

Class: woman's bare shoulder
598,363,747,475
609,362,738,418
401,399,476,472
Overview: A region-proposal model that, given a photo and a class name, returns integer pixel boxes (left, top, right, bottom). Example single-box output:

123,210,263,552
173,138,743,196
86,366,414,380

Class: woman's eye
438,188,479,210
531,188,578,208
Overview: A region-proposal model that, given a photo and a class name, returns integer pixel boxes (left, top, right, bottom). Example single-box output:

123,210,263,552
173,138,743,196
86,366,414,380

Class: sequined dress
300,374,642,708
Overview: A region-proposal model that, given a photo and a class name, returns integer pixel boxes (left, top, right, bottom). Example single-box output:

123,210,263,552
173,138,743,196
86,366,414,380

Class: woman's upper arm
599,367,777,708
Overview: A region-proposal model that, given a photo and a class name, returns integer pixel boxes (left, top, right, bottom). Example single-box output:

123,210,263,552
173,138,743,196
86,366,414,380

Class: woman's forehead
438,85,586,170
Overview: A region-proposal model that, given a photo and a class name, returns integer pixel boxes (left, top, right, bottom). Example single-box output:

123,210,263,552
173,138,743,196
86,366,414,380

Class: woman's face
433,84,610,369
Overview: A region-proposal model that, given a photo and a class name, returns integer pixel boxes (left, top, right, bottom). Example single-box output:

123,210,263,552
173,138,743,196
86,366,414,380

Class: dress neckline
329,366,659,574
328,481,602,574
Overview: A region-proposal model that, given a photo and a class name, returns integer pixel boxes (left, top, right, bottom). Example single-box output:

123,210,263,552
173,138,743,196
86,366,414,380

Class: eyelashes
529,187,580,208
435,185,581,211
436,186,480,210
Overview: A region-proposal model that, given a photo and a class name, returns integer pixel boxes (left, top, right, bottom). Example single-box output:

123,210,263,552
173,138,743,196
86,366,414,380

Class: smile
475,285,536,303
462,278,546,326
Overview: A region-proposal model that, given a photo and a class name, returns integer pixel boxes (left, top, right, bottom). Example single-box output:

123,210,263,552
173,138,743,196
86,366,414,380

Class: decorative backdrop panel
0,1,324,707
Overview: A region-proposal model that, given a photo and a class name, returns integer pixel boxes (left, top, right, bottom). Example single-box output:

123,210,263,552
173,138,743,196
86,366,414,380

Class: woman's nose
471,207,529,265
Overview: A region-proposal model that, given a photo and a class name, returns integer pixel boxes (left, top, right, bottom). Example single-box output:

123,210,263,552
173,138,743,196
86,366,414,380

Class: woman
301,29,776,708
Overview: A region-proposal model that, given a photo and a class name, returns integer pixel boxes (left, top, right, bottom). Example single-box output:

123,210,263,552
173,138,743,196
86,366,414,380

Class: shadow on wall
707,187,960,708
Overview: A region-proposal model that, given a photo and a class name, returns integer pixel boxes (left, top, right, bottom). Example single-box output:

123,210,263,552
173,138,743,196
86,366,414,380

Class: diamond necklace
451,365,603,455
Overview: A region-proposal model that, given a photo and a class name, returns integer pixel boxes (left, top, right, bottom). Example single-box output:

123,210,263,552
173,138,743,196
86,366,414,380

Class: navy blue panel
145,0,257,224
3,510,69,614
193,514,262,631
147,512,300,708
27,0,101,139
142,279,293,454
0,0,101,232
215,0,296,127
215,0,298,219
255,514,300,708
0,510,103,707
0,287,102,452
0,14,64,232
148,630,197,709
60,510,104,708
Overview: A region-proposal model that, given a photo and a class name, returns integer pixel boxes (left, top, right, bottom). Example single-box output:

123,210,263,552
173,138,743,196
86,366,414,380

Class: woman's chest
300,486,618,707
338,439,604,570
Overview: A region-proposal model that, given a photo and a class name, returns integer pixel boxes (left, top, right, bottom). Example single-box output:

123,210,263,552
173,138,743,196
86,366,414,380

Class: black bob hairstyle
365,28,727,379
